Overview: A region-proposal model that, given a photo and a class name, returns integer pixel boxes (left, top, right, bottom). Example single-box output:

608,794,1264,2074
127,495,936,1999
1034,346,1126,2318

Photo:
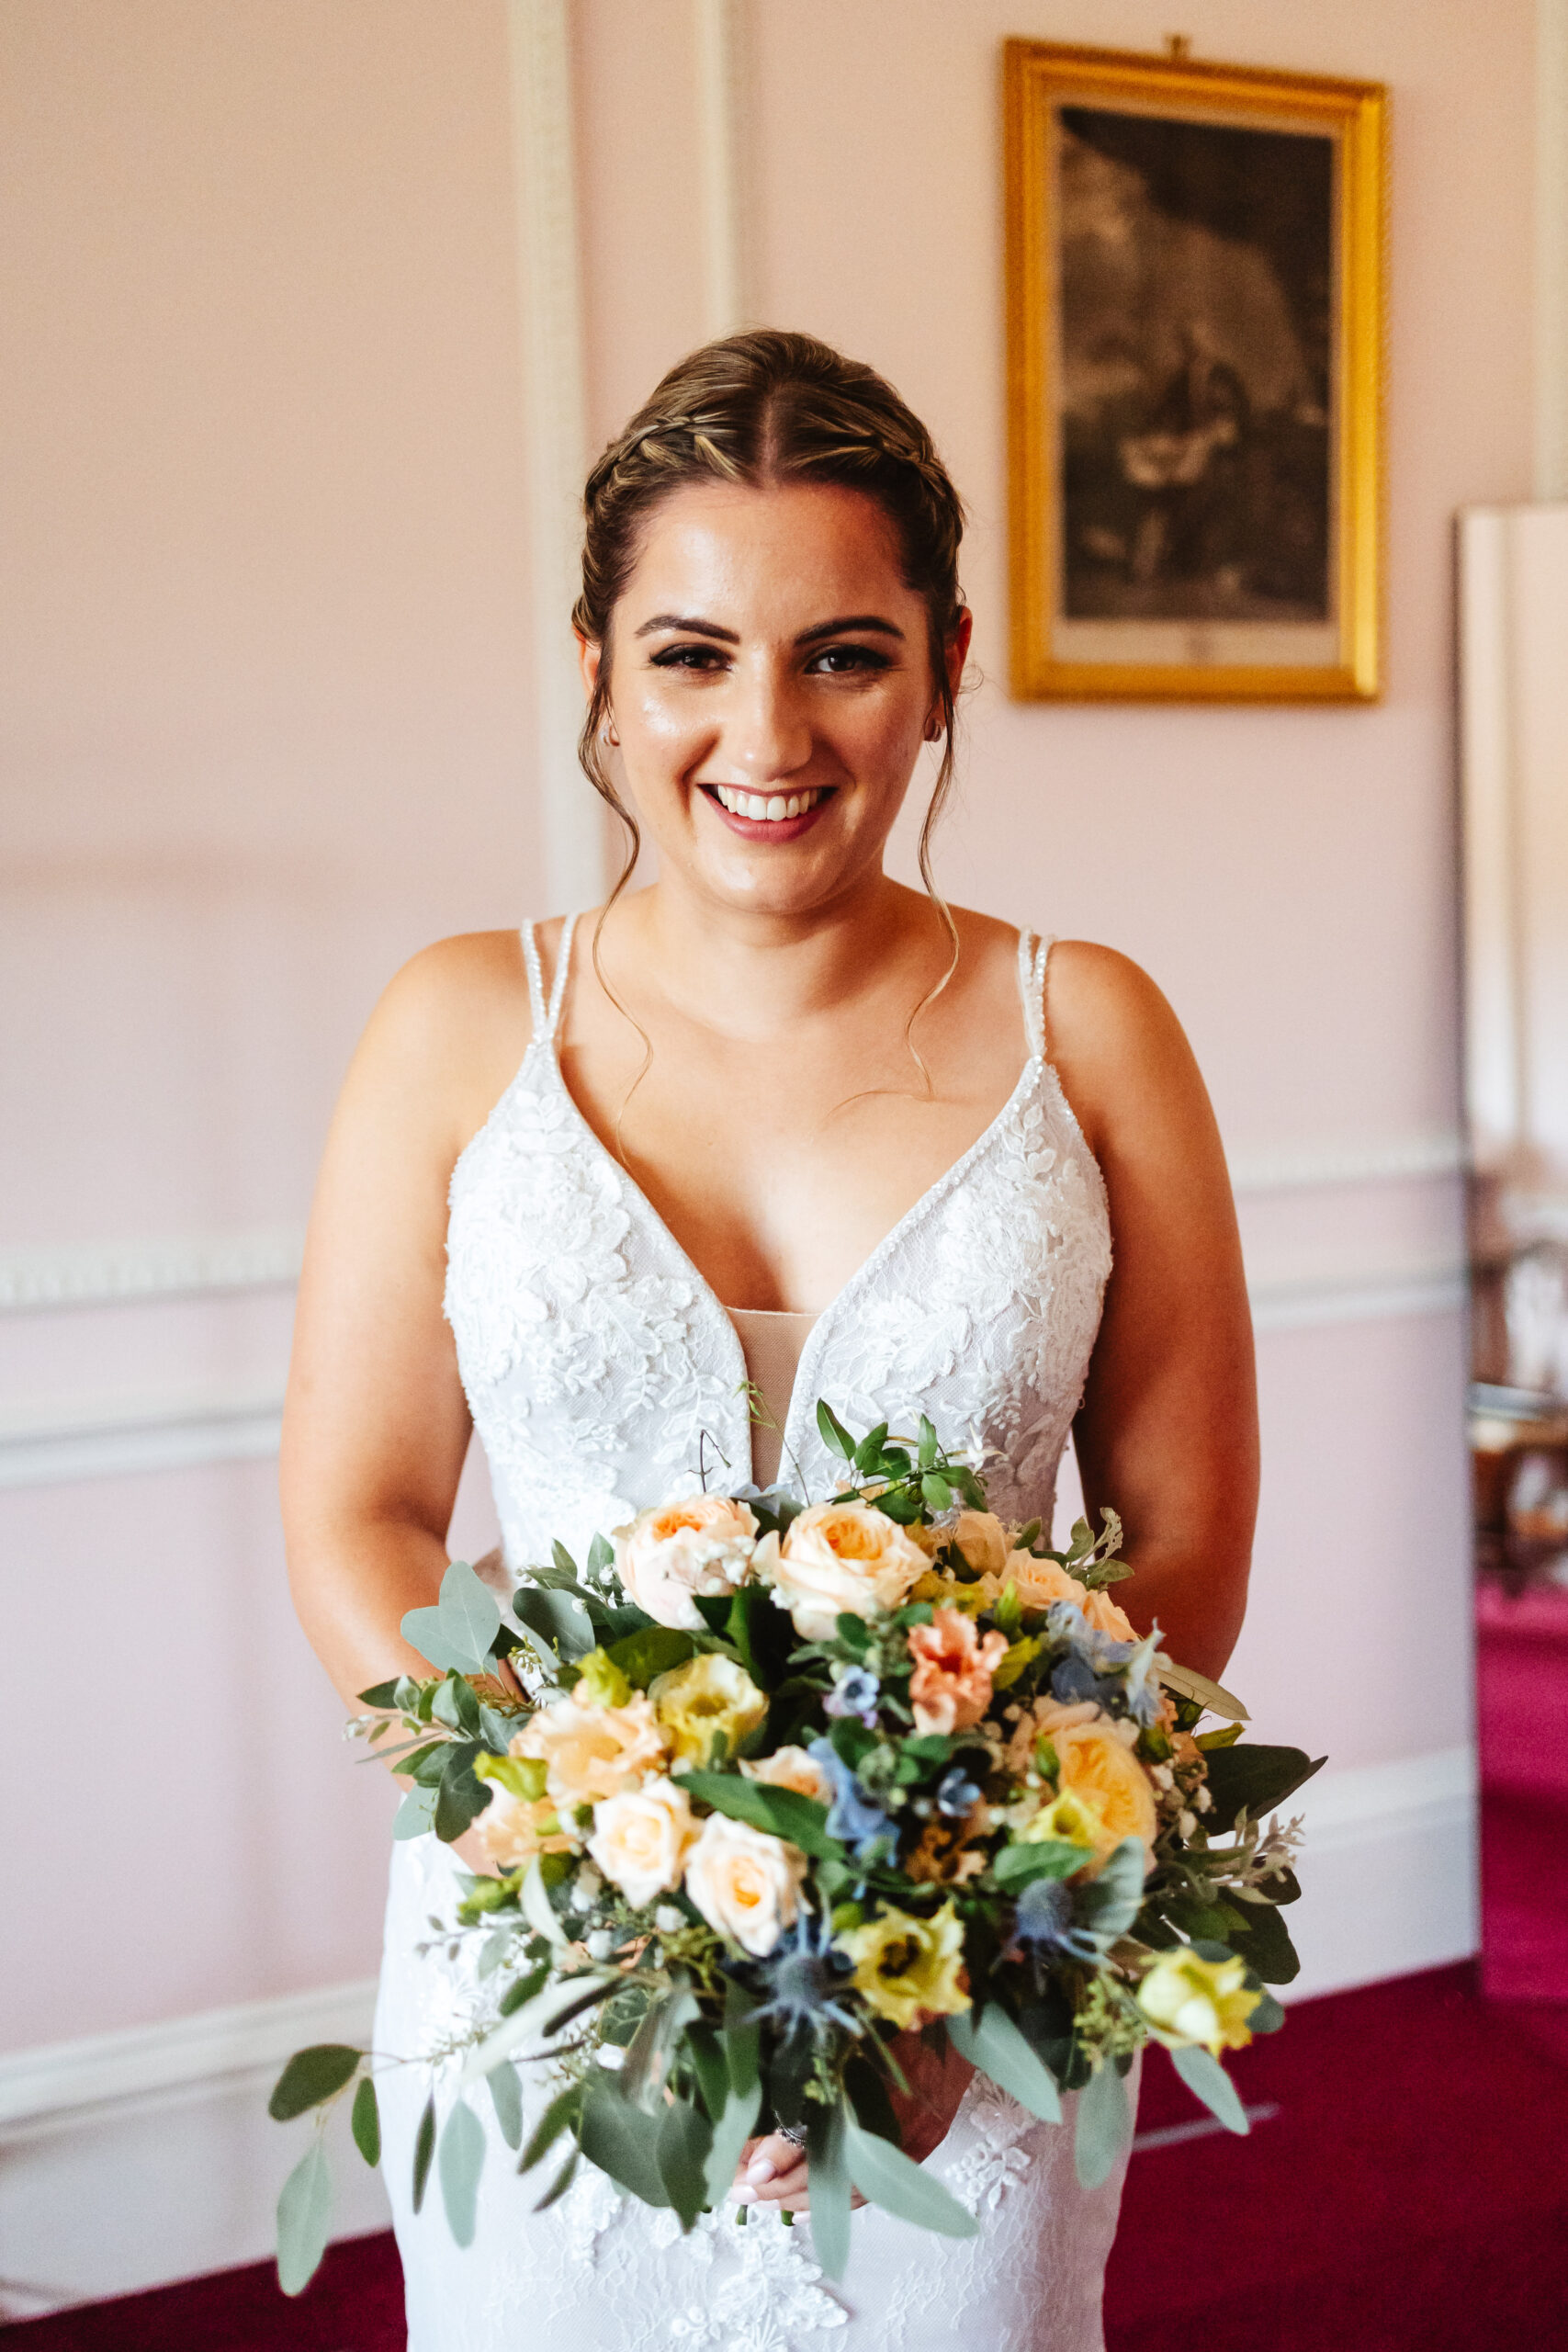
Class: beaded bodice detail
443,920,1111,1563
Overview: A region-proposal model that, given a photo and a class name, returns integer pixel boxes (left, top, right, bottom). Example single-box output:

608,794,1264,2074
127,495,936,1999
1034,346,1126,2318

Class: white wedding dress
375,917,1130,2351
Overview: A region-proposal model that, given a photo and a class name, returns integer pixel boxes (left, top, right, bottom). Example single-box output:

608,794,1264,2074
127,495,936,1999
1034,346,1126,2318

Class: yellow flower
1136,1949,1262,2055
1022,1788,1103,1851
649,1653,768,1768
837,1899,971,2030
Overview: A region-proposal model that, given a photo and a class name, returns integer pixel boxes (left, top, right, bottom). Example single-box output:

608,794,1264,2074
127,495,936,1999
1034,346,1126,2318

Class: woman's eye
807,644,892,675
649,643,728,671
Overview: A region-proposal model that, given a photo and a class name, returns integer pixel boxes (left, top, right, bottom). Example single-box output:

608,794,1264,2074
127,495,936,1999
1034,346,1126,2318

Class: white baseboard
0,1750,1477,2314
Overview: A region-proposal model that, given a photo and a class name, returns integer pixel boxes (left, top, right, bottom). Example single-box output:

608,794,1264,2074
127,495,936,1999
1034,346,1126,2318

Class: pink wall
0,0,1535,2048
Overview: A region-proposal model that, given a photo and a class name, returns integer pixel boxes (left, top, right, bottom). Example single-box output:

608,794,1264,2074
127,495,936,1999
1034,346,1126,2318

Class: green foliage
268,2044,361,2121
400,1559,502,1677
844,2114,978,2237
992,1840,1084,1891
486,2062,523,2151
350,2075,381,2167
1076,1838,1146,1946
434,1743,491,1843
276,2139,333,2297
412,2093,436,2212
946,2002,1063,2122
391,1784,438,1839
607,1623,698,1688
1224,1900,1302,1985
1201,1743,1325,1825
579,2076,671,2207
818,1399,855,1460
674,1771,840,1858
805,2099,852,2280
1171,2042,1249,2133
438,2098,486,2247
1074,2056,1132,2190
657,2096,714,2229
511,1583,595,1664
519,2084,581,2175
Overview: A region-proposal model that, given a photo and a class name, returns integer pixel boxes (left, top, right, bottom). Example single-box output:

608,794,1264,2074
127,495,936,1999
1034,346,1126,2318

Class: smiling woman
280,329,1256,2352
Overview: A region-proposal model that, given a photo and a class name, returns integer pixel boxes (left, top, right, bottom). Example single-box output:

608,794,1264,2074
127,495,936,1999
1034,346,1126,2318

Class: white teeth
712,785,824,822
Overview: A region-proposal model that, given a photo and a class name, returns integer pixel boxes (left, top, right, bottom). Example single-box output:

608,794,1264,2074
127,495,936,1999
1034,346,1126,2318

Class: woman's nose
722,665,814,786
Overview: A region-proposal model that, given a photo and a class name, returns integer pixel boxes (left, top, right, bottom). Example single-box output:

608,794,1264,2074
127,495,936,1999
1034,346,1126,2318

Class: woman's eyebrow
794,614,905,645
633,614,739,641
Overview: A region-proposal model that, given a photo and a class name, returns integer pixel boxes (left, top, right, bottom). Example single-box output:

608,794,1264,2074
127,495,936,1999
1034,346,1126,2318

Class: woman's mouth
700,783,834,840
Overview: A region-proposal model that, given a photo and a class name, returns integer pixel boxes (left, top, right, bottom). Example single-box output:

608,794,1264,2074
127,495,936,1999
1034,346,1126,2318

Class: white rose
682,1813,807,1957
613,1496,759,1630
759,1502,928,1641
740,1745,836,1805
587,1777,698,1908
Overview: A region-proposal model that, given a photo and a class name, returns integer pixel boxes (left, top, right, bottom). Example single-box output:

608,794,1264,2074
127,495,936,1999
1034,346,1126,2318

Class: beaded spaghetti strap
545,914,578,1044
519,922,547,1035
1034,933,1056,1063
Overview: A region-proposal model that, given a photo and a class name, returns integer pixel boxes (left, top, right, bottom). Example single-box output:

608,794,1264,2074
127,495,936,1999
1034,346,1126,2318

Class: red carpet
10,1966,1566,2349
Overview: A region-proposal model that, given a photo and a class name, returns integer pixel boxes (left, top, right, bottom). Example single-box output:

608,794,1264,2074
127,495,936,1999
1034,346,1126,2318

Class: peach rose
1004,1691,1105,1776
513,1693,667,1807
682,1813,807,1957
950,1510,1010,1577
587,1777,698,1908
1001,1551,1090,1612
908,1604,1010,1736
612,1495,759,1631
1081,1588,1138,1644
761,1502,928,1641
740,1745,836,1805
474,1787,579,1871
1054,1720,1158,1872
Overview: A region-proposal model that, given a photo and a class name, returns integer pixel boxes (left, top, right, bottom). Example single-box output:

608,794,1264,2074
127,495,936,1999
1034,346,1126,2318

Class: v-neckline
536,1033,1044,1481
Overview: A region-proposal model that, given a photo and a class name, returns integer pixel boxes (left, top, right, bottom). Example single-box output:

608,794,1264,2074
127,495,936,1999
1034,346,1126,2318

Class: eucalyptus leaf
579,2076,671,2207
1171,2042,1250,2134
412,2093,436,2213
532,2146,581,2211
657,2096,714,2229
269,2044,361,2121
992,1840,1085,1892
391,1784,438,1840
805,2099,852,2281
1074,2059,1132,2190
434,1744,490,1843
844,2115,979,2237
519,2082,581,2173
607,1623,698,1689
1201,1743,1325,1826
402,1559,502,1676
945,2004,1062,2123
356,1678,401,1708
512,1583,595,1663
276,2138,333,2297
522,1860,570,1950
1076,1838,1146,1944
702,2076,760,2208
487,2062,523,2151
350,2075,381,2166
438,2098,486,2246
588,1530,615,1577
1155,1656,1251,1724
1225,1899,1302,1985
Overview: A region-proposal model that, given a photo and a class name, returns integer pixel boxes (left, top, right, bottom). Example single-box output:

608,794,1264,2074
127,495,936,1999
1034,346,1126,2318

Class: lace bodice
444,918,1112,1559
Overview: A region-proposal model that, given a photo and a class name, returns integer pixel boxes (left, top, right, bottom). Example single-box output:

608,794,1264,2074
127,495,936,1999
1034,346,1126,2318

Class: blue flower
808,1738,895,1862
750,1906,859,2036
1012,1874,1101,1965
824,1665,881,1728
1044,1601,1162,1724
936,1765,981,1818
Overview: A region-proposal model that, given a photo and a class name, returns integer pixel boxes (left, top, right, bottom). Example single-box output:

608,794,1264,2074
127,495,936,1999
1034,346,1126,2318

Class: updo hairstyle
573,330,967,908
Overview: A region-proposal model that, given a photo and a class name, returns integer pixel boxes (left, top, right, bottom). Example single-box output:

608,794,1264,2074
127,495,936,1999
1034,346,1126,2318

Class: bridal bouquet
271,1405,1319,2292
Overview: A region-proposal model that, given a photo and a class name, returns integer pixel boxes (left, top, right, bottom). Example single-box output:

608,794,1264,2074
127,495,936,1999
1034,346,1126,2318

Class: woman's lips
699,783,835,842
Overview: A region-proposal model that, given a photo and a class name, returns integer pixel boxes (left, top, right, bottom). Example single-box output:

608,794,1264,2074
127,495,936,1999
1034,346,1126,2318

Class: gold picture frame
1004,40,1385,702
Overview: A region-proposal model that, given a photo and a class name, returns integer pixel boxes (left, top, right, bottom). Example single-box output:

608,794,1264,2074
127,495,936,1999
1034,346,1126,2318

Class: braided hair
574,330,968,913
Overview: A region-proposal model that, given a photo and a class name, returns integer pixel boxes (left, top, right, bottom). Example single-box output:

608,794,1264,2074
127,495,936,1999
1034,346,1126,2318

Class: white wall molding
694,0,749,337
504,0,608,914
1248,1259,1466,1335
0,1227,305,1315
0,1756,1473,2309
1226,1131,1464,1194
0,1382,286,1489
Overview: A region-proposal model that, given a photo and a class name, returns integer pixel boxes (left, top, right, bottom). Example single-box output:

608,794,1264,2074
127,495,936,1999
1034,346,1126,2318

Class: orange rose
1053,1721,1158,1873
1002,1552,1090,1612
908,1605,1010,1736
1081,1588,1138,1643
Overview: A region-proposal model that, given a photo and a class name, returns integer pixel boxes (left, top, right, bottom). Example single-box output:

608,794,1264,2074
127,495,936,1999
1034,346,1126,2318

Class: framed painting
1004,40,1385,701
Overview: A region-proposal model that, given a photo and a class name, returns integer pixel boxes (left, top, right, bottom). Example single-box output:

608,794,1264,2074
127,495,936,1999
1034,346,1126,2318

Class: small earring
603,719,620,747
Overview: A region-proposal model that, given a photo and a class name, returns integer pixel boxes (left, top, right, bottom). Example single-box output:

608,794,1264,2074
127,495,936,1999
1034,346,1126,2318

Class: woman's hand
729,2030,973,2213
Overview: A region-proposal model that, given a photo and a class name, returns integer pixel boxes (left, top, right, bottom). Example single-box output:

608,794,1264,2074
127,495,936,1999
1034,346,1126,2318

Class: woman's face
581,479,970,919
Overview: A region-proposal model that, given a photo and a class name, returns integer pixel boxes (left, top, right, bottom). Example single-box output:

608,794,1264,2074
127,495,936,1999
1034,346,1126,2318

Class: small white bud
1196,1787,1213,1812
1179,1809,1197,1838
654,1905,684,1933
585,1928,615,1960
595,2043,626,2069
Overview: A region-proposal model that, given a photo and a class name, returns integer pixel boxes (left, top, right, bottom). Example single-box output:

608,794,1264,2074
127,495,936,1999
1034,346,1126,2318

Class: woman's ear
576,630,603,703
928,608,974,737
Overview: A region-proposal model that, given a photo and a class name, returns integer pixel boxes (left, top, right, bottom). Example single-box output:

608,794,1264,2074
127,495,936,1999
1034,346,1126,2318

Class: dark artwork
1057,106,1333,625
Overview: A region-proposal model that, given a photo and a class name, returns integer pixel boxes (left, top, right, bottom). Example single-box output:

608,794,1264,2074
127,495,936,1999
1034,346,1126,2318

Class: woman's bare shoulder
340,930,536,1153
1038,939,1217,1168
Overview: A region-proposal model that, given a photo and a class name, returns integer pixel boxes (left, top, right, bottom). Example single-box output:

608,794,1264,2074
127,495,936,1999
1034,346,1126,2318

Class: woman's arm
1046,944,1258,1682
280,934,528,1713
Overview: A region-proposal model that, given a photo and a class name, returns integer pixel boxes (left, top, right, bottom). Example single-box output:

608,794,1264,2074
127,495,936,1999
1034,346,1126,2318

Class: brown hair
573,330,968,1120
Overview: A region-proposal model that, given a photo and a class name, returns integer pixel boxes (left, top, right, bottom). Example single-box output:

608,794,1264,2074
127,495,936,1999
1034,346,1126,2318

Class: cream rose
682,1813,807,1956
587,1777,698,1907
513,1693,667,1807
1001,1551,1091,1612
612,1496,759,1630
760,1502,928,1641
1081,1587,1138,1643
740,1744,836,1804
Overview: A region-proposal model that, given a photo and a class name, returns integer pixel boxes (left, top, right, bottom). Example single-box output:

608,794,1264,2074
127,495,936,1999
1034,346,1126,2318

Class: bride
281,330,1257,2350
